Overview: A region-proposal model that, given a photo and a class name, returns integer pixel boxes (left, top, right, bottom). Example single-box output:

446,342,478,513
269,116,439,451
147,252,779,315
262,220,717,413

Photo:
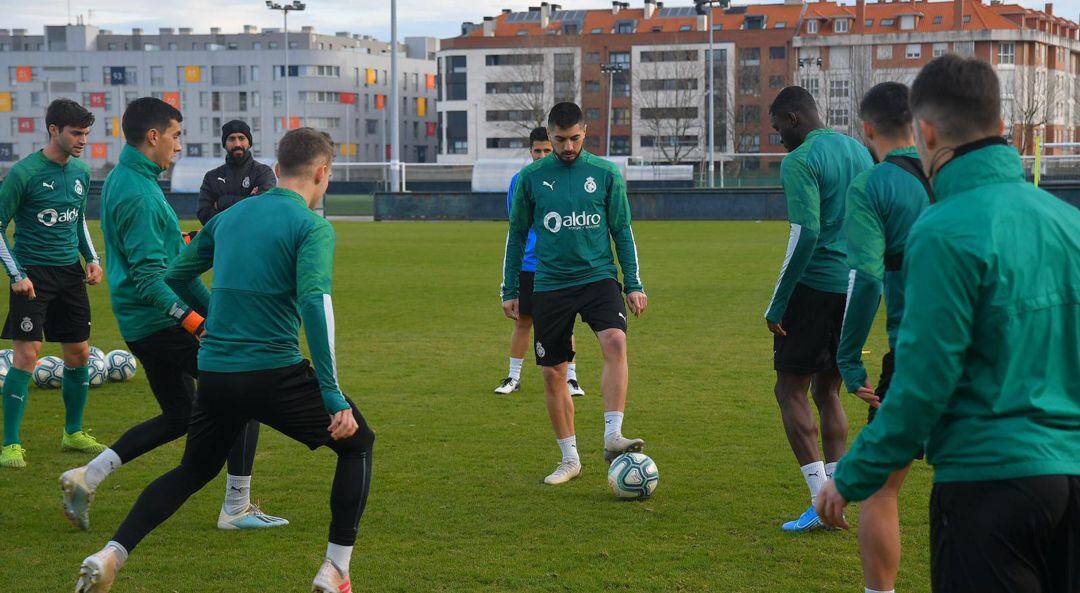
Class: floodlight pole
601,63,624,156
708,9,715,188
267,1,306,132
390,0,401,192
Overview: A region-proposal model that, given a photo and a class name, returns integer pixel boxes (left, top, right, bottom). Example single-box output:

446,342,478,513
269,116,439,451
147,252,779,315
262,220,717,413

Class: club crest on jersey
535,341,546,358
20,317,32,332
37,207,79,227
74,179,84,196
242,176,251,189
584,176,597,194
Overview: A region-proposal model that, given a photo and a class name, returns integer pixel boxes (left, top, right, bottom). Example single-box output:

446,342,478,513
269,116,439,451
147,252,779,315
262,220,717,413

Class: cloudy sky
12,0,1080,41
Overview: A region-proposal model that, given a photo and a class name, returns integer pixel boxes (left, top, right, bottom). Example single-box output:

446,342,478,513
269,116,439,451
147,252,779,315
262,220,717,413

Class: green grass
0,221,933,592
324,194,374,217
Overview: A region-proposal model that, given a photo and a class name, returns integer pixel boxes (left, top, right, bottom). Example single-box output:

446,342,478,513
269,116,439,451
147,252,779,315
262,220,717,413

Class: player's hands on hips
502,298,519,320
11,278,35,300
85,262,103,285
855,379,880,409
815,480,850,529
767,319,787,337
627,291,647,317
328,408,358,440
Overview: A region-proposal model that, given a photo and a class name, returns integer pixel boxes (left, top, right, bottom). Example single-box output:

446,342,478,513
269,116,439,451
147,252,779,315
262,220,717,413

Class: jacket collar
931,138,1022,201
119,144,165,179
262,186,307,207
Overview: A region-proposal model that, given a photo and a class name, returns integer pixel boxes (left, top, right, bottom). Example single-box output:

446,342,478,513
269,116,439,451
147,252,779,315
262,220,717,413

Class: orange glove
180,309,206,337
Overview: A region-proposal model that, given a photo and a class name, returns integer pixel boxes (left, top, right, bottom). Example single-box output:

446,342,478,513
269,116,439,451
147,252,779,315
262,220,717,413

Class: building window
769,75,785,89
906,44,921,59
446,55,467,101
486,82,544,95
151,66,164,86
446,110,468,154
737,105,760,124
269,41,278,49
880,18,895,26
641,50,698,62
768,132,782,146
679,25,692,32
835,19,849,33
955,41,975,56
609,135,630,155
30,92,43,108
998,42,1015,65
769,46,786,60
775,22,787,29
615,21,635,34
273,91,282,107
586,108,601,120
485,54,543,66
828,108,850,128
640,79,698,91
933,16,943,24
829,79,850,99
877,45,893,60
612,107,632,125
865,19,874,27
807,20,818,34
250,65,260,82
899,15,916,31
586,81,601,93
933,43,948,57
586,52,601,64
745,16,765,30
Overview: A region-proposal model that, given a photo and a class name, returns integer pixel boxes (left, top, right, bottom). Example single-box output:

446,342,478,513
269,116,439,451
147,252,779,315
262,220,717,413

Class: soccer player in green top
836,83,931,593
74,128,374,593
766,86,873,531
818,56,1080,593
59,98,284,531
502,102,647,485
0,98,105,468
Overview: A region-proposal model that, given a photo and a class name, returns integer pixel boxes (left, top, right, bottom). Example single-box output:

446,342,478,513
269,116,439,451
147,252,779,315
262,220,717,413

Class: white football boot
75,546,123,593
603,434,645,465
60,466,95,530
543,459,582,485
493,377,521,395
312,558,351,593
567,379,585,397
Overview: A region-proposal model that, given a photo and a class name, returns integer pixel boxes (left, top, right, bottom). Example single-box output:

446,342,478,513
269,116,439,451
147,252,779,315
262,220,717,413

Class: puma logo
542,180,555,191
217,177,226,183
42,181,55,190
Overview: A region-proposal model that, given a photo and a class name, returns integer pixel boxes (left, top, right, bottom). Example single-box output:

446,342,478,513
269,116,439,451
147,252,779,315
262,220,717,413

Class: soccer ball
88,356,108,388
89,346,105,365
105,350,137,382
33,356,64,389
0,349,12,370
607,452,659,500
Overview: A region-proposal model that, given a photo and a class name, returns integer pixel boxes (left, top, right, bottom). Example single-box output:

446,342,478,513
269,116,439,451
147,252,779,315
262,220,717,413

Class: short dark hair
769,86,818,117
859,82,912,138
529,126,549,144
548,102,583,130
45,99,94,134
276,127,334,178
910,55,1000,142
122,97,182,147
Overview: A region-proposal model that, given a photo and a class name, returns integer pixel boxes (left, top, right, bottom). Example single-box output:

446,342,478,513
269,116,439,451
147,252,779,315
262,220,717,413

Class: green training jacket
834,141,1080,501
501,150,642,301
837,146,930,393
101,145,210,342
0,151,98,282
766,128,873,322
165,187,348,414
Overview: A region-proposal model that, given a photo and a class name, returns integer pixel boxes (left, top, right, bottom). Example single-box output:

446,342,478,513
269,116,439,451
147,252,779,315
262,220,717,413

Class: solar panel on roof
725,6,747,14
506,11,541,23
658,6,696,18
551,10,586,22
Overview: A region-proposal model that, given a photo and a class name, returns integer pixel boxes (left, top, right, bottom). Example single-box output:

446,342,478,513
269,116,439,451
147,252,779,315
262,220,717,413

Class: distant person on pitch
501,102,647,486
196,119,275,225
495,126,586,398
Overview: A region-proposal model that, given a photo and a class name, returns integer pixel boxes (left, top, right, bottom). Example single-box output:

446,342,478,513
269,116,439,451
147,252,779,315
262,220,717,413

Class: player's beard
59,136,83,159
556,146,581,164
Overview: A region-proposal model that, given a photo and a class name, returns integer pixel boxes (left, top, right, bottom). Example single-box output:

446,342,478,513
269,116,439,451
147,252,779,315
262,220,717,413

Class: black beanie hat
221,119,253,149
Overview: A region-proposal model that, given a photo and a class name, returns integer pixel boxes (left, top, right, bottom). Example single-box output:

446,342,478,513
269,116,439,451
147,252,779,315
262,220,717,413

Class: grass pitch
0,220,932,592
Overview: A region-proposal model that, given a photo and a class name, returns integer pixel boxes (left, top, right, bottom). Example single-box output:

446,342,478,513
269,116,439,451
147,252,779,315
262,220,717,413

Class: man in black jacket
197,120,275,224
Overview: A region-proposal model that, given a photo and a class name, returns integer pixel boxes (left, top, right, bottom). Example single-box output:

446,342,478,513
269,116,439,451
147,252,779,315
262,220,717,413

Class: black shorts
931,474,1080,593
532,278,627,366
773,283,846,375
194,360,372,452
2,263,91,343
518,271,535,318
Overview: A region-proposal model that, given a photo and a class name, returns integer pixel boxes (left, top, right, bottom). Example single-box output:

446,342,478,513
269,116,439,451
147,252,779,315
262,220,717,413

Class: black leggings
113,361,375,551
113,326,261,476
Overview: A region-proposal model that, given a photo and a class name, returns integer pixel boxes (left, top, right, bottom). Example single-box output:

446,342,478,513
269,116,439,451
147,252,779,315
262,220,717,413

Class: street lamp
600,62,626,157
696,0,729,187
266,0,305,133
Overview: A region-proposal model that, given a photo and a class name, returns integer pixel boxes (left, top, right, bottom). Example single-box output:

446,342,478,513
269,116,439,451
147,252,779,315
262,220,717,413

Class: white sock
86,448,122,491
566,362,578,382
224,474,251,515
326,542,353,576
865,589,894,593
556,436,579,463
508,357,523,381
603,411,624,441
801,461,827,503
105,541,129,568
825,462,839,480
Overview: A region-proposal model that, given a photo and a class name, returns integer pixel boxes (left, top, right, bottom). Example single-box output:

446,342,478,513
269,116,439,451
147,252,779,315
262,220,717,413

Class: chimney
178,27,193,35
210,27,221,34
132,27,143,35
301,25,314,33
541,2,551,27
159,27,174,34
855,0,866,32
612,1,621,15
244,25,258,34
1044,2,1053,14
954,0,964,29
482,17,496,36
645,0,656,19
502,8,511,14
697,14,708,30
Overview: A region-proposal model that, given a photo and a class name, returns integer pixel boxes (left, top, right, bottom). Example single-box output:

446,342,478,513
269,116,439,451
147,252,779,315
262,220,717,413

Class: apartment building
437,0,1080,164
795,0,1080,153
0,23,439,174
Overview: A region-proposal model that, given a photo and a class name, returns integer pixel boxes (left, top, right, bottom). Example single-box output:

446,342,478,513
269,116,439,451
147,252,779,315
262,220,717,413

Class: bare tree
1002,65,1061,155
634,57,705,164
485,51,551,137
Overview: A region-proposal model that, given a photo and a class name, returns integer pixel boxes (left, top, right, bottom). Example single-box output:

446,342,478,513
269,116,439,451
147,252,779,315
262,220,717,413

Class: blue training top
507,172,538,272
